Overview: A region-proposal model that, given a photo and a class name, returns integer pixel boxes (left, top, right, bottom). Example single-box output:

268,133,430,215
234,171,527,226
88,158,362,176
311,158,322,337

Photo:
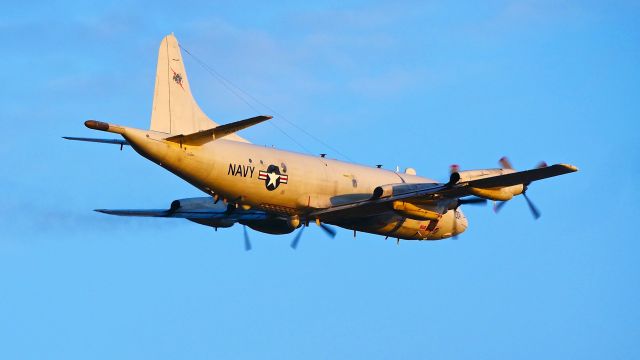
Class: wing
310,183,447,221
458,163,577,189
311,163,578,220
96,208,269,221
95,197,271,222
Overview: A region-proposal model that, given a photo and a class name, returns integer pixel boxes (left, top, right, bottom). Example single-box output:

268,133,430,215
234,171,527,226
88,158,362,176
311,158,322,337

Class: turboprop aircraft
65,34,578,249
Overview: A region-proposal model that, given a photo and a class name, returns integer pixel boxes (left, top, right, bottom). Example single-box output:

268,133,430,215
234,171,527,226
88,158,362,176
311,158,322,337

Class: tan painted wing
311,164,578,221
462,164,578,188
95,197,270,221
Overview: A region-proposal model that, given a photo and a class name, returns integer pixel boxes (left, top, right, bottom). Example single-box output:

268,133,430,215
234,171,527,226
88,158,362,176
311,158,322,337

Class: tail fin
150,34,247,142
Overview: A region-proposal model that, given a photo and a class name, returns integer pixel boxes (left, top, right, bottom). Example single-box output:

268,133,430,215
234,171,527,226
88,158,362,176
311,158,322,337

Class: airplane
65,34,578,250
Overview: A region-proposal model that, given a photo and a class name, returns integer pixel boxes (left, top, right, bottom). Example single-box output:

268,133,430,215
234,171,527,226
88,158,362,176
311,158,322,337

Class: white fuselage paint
122,127,467,240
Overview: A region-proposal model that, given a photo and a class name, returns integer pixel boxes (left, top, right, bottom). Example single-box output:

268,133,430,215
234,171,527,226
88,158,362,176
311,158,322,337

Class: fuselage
76,34,578,242
122,127,467,240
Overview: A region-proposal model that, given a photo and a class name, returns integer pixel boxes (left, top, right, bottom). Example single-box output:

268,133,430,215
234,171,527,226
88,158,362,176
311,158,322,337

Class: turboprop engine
175,197,300,234
372,182,440,199
170,198,236,228
241,215,300,235
449,168,524,201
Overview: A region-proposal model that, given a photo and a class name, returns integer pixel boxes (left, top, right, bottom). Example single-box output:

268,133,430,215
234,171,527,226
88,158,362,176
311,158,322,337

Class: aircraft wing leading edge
311,163,578,221
462,164,577,188
95,208,270,221
95,196,273,222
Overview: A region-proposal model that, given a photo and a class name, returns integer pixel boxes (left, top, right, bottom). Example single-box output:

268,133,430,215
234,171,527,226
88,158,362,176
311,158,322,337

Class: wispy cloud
459,0,588,40
348,69,426,98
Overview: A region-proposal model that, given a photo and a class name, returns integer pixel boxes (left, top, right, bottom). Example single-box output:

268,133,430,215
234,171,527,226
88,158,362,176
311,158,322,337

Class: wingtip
558,163,579,172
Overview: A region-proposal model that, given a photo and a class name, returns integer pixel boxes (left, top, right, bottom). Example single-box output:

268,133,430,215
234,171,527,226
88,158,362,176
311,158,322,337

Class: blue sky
1,1,639,358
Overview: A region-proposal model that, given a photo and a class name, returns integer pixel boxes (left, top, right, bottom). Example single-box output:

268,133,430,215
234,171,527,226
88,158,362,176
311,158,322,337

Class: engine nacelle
170,197,228,211
170,197,235,228
449,168,514,184
188,218,234,228
468,185,523,201
372,183,439,199
243,218,298,235
449,168,524,201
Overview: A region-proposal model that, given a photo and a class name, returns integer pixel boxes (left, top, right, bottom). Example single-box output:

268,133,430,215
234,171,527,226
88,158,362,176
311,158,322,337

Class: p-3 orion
65,34,578,249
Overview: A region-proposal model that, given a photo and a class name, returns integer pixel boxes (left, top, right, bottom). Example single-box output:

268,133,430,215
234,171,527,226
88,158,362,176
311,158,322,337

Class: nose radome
455,210,469,234
459,213,468,229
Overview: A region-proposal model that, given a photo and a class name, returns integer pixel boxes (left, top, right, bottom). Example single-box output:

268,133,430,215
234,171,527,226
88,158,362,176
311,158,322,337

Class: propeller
289,219,337,249
493,157,546,219
243,225,252,251
522,191,541,219
458,197,487,206
494,186,541,219
318,222,337,238
447,161,488,240
499,156,514,170
493,199,508,213
290,226,305,249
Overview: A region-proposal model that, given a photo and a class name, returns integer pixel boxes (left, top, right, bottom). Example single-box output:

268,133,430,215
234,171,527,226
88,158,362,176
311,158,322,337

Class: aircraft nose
455,210,468,234
459,214,468,230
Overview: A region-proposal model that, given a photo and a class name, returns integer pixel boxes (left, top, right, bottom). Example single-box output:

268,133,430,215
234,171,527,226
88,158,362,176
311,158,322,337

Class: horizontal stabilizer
96,209,172,217
63,137,129,146
164,115,271,146
466,164,578,188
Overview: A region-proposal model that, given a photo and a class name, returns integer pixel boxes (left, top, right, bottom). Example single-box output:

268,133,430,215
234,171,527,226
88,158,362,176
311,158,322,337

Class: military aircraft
65,34,578,249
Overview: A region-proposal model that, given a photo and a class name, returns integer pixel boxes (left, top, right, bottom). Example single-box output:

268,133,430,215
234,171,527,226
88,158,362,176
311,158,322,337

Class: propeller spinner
493,157,545,219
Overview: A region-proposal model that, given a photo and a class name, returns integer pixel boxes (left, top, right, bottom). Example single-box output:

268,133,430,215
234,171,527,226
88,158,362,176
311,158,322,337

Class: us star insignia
258,165,288,191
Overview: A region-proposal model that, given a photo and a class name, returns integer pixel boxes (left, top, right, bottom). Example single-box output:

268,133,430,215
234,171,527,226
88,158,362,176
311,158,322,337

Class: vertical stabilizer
150,34,247,142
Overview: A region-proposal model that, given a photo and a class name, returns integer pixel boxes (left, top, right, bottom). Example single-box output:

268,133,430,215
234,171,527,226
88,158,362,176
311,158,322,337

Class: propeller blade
494,200,508,213
458,197,487,205
492,158,542,219
318,223,337,238
499,156,514,170
522,192,541,219
290,226,305,249
243,225,252,251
